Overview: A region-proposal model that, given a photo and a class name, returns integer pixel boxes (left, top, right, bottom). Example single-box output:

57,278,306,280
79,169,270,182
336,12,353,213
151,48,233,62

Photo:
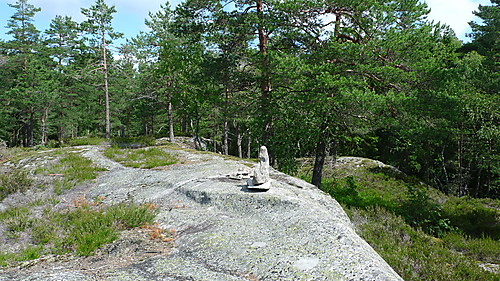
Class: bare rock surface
0,146,403,281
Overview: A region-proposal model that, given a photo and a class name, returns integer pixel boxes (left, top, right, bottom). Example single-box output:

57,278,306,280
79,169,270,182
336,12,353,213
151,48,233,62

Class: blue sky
0,0,492,45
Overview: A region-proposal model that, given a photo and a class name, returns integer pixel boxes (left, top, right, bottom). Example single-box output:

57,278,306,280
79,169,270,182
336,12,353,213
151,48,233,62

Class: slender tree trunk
237,123,243,158
458,125,464,196
168,92,174,142
312,138,327,188
214,128,217,153
223,88,229,155
257,0,272,147
247,129,251,159
26,110,34,147
102,30,111,139
223,120,229,155
441,145,449,190
58,111,64,141
41,108,48,145
181,114,187,134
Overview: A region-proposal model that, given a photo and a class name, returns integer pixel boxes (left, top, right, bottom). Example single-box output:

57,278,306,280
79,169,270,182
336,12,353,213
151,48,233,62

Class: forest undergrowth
297,157,500,280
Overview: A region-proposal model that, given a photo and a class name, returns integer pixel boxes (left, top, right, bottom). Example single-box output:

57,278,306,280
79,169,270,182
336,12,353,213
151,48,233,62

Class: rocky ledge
0,146,403,281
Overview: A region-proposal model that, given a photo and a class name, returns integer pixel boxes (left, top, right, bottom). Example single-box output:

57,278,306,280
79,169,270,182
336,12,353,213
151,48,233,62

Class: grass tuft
104,147,178,169
65,137,107,146
0,198,159,263
0,168,33,200
36,153,107,194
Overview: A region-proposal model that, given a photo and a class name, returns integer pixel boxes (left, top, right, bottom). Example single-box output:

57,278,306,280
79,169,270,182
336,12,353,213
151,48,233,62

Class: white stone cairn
247,146,271,190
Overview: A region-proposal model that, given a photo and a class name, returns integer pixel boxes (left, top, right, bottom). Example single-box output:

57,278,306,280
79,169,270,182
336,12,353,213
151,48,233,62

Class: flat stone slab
246,178,272,190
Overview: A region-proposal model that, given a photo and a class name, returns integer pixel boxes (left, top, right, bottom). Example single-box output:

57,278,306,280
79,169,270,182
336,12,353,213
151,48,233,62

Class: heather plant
347,206,499,281
301,158,500,280
0,167,33,200
0,199,159,263
104,147,177,169
36,153,107,194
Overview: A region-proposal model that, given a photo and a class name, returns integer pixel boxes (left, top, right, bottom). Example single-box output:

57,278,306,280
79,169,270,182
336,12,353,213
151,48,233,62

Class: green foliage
61,202,157,256
110,136,156,148
442,197,500,238
320,176,392,209
308,158,500,280
397,185,456,237
348,206,499,281
65,137,107,146
0,245,45,265
0,206,33,236
104,147,177,169
62,206,118,256
443,232,500,264
36,152,106,194
0,199,158,264
106,202,158,229
17,245,44,261
0,167,32,200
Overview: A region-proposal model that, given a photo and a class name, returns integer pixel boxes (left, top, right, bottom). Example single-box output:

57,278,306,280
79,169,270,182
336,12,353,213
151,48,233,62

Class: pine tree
81,0,123,139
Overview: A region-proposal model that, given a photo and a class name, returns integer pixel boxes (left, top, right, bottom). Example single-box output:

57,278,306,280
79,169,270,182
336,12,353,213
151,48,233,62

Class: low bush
442,197,499,239
306,161,500,280
320,176,396,210
36,153,106,194
0,199,159,263
104,147,178,169
442,232,500,264
348,206,499,281
0,206,33,236
0,168,32,200
397,185,456,237
111,136,156,148
65,137,107,146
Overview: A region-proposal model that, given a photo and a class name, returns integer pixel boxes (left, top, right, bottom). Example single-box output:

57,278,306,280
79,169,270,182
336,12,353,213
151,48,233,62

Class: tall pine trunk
168,92,174,143
312,123,328,188
257,0,272,150
237,123,243,158
103,31,111,139
40,108,48,145
312,138,327,188
223,88,229,155
247,129,252,159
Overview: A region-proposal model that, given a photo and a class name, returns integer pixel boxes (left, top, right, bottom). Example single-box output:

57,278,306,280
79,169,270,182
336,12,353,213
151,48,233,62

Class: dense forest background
0,0,498,199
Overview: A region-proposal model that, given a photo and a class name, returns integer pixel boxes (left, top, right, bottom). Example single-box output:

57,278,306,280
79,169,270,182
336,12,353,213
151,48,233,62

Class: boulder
0,147,403,281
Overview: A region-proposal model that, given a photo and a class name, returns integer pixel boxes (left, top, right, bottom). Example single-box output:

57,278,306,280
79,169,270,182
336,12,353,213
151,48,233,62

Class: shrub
62,206,118,256
397,185,455,237
104,147,178,169
0,168,33,200
442,232,500,264
107,202,157,229
321,176,396,210
65,137,107,146
0,206,33,235
36,153,107,193
0,199,160,263
348,206,499,281
442,197,499,239
111,136,156,148
60,201,157,256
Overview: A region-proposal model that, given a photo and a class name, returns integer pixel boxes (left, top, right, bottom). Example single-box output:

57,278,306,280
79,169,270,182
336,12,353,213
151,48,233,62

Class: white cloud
26,0,181,22
31,0,88,21
424,0,489,39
